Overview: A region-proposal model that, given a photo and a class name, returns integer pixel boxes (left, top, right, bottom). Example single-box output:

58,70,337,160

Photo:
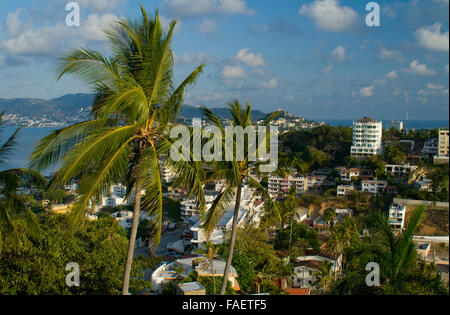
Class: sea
322,119,449,129
1,120,449,172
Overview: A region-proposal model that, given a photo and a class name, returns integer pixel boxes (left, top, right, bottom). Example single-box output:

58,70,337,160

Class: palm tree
326,217,359,253
29,6,204,295
0,113,46,251
198,100,280,295
313,260,334,292
339,205,446,294
195,241,219,294
280,186,299,250
323,208,336,228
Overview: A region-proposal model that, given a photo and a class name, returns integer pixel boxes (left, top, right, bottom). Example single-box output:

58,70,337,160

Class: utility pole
405,85,409,132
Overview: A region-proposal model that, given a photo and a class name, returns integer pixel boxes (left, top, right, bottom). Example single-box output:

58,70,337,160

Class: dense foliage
0,214,158,295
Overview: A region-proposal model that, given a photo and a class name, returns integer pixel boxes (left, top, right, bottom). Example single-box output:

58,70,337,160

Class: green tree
0,113,47,251
313,260,334,292
195,241,220,294
0,213,157,294
195,101,280,295
29,7,204,295
332,206,448,295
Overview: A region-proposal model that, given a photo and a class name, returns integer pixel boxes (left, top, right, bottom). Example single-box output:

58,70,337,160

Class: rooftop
358,117,377,123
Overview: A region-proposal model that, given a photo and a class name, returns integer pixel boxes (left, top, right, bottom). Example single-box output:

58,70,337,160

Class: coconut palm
0,113,47,251
335,205,447,294
326,216,359,253
280,186,299,250
195,241,219,294
29,6,204,295
196,100,280,295
313,260,334,292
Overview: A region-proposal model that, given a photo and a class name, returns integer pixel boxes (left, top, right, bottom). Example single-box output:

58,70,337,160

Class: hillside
0,93,269,126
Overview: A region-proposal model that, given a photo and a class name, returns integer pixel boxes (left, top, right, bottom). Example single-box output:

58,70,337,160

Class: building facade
351,117,383,157
438,128,449,157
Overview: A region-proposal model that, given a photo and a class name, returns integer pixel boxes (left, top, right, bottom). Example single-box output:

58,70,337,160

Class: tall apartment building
268,176,308,198
388,203,406,234
390,120,404,132
351,117,383,157
438,128,449,157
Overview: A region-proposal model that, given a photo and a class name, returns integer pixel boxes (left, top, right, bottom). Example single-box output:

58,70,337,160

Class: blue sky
0,0,448,120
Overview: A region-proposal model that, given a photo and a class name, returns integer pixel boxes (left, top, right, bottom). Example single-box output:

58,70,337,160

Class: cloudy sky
0,0,448,120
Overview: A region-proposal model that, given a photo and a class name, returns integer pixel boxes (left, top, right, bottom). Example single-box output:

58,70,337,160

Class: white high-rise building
438,128,449,158
351,117,383,157
390,120,404,132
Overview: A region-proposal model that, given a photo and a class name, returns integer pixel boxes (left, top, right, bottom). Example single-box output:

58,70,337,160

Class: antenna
405,85,409,132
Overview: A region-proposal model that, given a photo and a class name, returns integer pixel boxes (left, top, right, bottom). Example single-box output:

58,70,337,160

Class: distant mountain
0,93,269,126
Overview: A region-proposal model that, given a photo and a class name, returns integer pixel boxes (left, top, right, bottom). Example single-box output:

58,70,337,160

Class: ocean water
0,127,57,175
322,120,449,129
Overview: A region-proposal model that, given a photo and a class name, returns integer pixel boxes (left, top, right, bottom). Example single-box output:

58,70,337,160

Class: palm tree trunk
212,264,216,295
220,181,242,295
122,181,142,295
289,214,294,250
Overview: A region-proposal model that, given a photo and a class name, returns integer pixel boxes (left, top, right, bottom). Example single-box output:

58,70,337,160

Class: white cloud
299,0,358,32
321,64,333,75
177,52,215,64
222,65,247,79
234,48,267,67
252,68,267,76
50,0,123,12
159,15,183,34
0,13,117,56
415,23,449,52
331,46,346,62
360,86,374,97
446,64,449,73
197,18,218,34
404,60,437,76
377,47,406,62
261,78,278,89
162,0,254,17
427,83,445,90
385,70,398,79
5,9,23,36
193,93,224,102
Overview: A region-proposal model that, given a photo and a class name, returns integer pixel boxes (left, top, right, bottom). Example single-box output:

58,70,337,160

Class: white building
337,184,355,197
151,257,240,293
161,165,176,184
351,117,383,157
384,164,418,177
291,254,342,289
390,120,404,132
340,168,360,182
307,175,326,190
361,180,388,195
190,186,264,249
181,191,217,218
422,138,438,157
388,203,406,233
112,210,134,229
438,128,449,158
268,175,308,198
413,177,434,192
